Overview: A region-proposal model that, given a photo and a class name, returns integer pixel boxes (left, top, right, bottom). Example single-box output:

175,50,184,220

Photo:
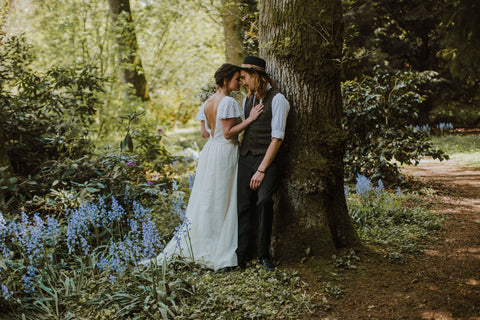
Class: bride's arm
222,104,264,140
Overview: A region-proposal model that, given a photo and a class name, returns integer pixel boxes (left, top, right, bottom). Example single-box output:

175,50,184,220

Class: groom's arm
250,138,282,190
249,93,289,191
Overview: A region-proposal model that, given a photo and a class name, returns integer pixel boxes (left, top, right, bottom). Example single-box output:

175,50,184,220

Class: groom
236,56,290,271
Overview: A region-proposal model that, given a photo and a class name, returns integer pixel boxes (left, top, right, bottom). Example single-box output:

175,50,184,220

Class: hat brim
240,64,269,77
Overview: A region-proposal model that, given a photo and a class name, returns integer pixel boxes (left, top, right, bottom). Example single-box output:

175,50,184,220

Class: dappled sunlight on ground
421,310,454,319
301,159,480,319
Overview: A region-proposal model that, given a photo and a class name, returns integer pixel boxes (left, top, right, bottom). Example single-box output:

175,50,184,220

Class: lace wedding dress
156,96,241,271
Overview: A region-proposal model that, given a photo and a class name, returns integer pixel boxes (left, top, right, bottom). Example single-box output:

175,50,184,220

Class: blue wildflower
188,174,195,191
375,179,385,196
142,219,161,259
356,174,373,198
1,284,12,300
396,186,403,195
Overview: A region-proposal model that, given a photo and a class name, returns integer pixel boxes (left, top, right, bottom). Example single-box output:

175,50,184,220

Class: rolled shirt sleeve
271,93,290,139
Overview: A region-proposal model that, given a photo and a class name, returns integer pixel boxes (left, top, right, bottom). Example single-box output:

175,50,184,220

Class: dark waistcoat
240,88,280,156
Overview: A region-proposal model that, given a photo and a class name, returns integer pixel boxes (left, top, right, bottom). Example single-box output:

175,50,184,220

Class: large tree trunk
220,0,258,64
260,0,361,261
108,0,149,101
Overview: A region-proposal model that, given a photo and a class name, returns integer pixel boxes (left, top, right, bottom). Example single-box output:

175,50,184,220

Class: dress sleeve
195,102,206,121
217,97,242,119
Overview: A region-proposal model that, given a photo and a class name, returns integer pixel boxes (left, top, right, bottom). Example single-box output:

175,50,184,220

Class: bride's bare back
204,93,227,137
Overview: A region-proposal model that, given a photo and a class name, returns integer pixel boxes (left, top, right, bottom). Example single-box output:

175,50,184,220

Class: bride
156,63,263,271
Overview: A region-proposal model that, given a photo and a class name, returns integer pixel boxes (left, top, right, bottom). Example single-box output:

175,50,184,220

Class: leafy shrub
342,66,448,182
1,35,103,175
0,34,107,211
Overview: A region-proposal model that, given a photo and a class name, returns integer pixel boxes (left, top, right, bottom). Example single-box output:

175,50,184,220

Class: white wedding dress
157,96,242,271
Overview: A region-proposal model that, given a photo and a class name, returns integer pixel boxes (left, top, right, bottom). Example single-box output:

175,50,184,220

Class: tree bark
107,0,149,101
260,0,361,261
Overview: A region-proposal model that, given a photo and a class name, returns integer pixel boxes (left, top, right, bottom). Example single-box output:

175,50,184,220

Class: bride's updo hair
214,63,241,88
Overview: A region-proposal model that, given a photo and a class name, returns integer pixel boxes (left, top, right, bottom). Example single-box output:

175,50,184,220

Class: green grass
431,134,480,169
347,191,444,257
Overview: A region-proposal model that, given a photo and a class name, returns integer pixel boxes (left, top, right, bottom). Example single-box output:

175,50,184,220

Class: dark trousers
236,152,279,263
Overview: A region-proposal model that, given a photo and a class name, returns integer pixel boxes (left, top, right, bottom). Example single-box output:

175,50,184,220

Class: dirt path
299,159,480,320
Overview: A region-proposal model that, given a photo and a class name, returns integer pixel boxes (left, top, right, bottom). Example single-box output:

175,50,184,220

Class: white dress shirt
242,86,290,140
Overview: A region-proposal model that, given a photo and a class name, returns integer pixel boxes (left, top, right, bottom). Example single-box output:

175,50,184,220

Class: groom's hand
250,171,265,190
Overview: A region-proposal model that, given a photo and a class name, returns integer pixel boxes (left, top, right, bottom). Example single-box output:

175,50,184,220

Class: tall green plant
342,66,448,182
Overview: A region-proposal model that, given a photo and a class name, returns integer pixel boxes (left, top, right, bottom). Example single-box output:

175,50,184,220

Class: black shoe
260,257,275,271
215,267,233,274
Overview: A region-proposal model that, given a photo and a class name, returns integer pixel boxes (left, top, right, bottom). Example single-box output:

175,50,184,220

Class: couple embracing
159,56,290,272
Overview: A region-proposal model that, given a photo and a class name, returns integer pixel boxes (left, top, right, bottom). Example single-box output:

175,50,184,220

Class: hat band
241,63,266,73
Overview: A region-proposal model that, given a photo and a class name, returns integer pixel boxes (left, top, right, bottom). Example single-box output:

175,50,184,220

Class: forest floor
294,158,480,320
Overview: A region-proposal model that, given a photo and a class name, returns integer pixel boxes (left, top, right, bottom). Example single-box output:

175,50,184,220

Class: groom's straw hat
240,56,269,76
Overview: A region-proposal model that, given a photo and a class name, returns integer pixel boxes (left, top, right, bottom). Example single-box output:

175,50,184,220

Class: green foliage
428,78,480,128
438,0,480,79
343,66,448,181
175,263,315,319
1,35,103,175
6,0,225,143
347,178,444,255
0,190,316,319
341,0,480,129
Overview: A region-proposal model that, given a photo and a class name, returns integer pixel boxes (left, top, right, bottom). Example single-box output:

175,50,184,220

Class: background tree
0,115,12,172
260,0,360,261
342,0,480,127
0,4,12,173
108,0,149,101
220,0,258,64
439,0,480,79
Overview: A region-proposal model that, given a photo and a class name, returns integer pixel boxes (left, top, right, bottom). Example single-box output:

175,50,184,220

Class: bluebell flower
1,284,13,300
188,174,195,191
23,265,38,293
0,213,8,258
396,186,403,195
0,212,6,234
25,213,45,262
142,219,161,259
355,174,373,198
46,216,60,245
133,201,149,222
96,255,110,271
375,179,385,196
106,197,125,226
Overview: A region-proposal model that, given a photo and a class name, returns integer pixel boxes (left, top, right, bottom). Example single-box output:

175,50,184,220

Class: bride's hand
248,104,264,121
